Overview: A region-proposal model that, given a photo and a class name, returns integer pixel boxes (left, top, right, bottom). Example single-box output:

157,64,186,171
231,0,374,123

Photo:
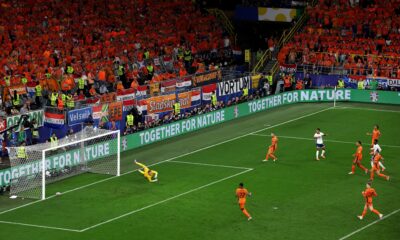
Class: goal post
8,127,120,200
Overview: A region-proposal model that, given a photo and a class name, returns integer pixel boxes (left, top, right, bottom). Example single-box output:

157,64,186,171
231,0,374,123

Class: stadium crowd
0,0,233,117
278,0,400,77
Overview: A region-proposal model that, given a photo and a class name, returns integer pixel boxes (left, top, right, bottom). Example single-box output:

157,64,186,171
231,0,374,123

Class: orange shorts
371,138,377,145
372,162,380,171
268,146,276,154
239,199,246,209
353,155,362,163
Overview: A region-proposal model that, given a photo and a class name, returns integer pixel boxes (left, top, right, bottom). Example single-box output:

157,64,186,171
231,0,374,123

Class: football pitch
0,102,399,240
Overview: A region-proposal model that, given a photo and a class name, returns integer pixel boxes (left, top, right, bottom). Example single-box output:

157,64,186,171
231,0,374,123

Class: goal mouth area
7,127,121,200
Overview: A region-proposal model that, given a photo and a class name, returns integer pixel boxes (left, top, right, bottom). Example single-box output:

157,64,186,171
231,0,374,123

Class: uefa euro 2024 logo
370,91,379,102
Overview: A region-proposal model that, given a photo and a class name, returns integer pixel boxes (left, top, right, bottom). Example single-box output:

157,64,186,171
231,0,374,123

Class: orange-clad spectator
130,79,139,90
179,67,188,77
89,85,97,97
116,81,124,91
98,70,106,81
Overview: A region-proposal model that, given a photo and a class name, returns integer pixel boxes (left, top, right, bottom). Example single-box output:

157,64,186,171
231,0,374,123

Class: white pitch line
338,208,400,240
168,160,253,170
0,106,333,216
334,106,400,113
251,134,400,148
0,220,81,232
79,168,253,232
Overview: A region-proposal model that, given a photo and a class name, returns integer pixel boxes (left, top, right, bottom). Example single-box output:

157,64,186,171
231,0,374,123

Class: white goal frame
39,130,120,200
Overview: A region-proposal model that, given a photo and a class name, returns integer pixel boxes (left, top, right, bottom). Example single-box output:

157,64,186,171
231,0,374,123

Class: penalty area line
168,160,253,170
338,208,400,240
0,220,81,232
78,168,253,232
250,134,400,148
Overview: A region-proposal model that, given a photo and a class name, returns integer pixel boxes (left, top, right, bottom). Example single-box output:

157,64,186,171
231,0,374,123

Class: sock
242,209,251,218
372,209,381,215
362,208,367,217
379,162,385,169
378,173,388,179
358,163,367,171
370,170,375,180
265,154,269,160
316,150,319,159
321,150,325,156
351,165,355,173
270,154,277,160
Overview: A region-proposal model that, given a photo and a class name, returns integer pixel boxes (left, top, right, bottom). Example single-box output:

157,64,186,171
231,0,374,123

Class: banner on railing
279,63,297,73
93,104,109,123
161,79,177,93
67,107,92,125
193,70,222,86
101,92,116,103
176,76,192,89
9,85,27,96
6,110,44,132
44,108,65,128
178,92,191,109
116,88,135,101
108,102,123,121
146,94,176,114
136,85,148,98
202,84,217,101
217,76,251,97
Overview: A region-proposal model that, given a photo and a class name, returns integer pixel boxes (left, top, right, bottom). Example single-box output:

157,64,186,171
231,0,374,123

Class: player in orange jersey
349,141,368,175
370,151,389,181
358,182,383,220
263,133,278,162
235,183,252,221
366,125,381,147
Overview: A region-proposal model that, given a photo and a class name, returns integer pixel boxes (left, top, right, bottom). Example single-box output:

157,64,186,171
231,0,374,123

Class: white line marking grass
251,134,400,148
338,208,400,240
0,220,81,232
334,106,400,113
0,106,334,217
0,167,253,233
79,168,253,232
168,160,253,170
0,107,335,232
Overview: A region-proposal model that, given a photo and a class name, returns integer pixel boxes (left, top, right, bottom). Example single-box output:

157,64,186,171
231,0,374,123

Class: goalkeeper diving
134,160,158,182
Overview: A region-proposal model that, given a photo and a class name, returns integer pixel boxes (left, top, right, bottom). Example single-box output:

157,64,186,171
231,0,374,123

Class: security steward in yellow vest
357,80,364,90
17,142,27,161
174,101,181,116
337,79,345,88
12,91,21,107
211,91,217,107
50,92,58,106
50,133,58,148
126,113,134,128
66,94,74,109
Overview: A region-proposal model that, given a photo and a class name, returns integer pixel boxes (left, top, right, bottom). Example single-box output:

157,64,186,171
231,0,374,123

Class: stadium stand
278,0,400,77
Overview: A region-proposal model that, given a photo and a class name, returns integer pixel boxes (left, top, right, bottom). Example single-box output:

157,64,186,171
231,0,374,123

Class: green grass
0,102,399,240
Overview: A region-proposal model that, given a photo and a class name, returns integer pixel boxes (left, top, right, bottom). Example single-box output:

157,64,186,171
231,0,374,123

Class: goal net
7,127,120,200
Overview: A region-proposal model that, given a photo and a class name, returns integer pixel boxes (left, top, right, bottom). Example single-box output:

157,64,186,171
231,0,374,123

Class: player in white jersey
314,128,327,160
370,139,386,171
